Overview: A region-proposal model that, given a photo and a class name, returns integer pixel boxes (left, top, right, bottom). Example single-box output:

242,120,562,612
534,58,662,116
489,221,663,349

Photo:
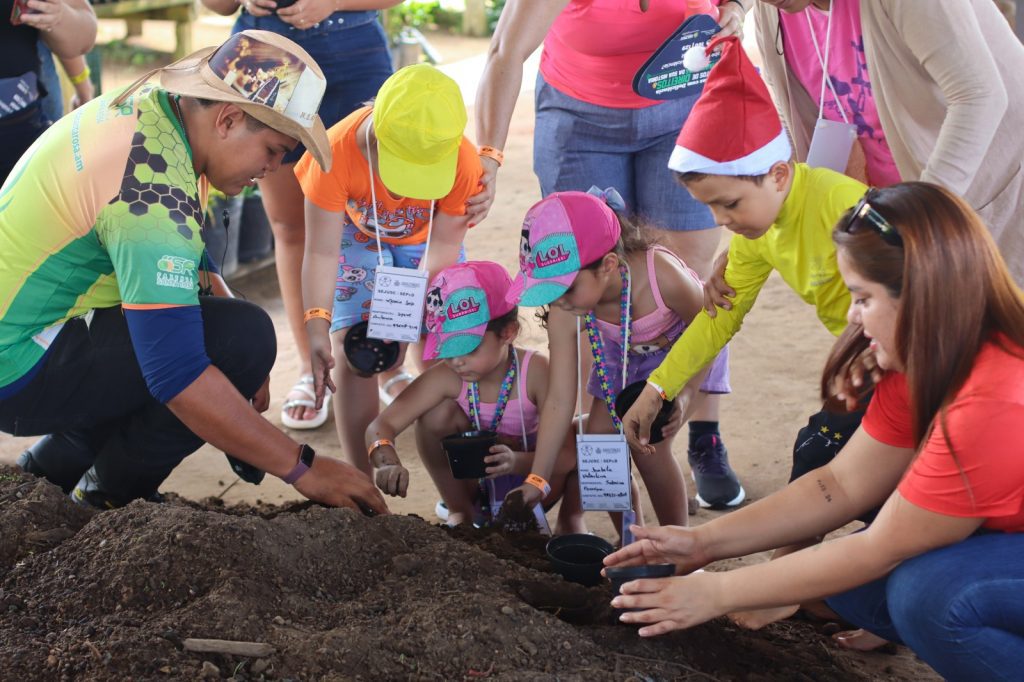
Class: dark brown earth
0,466,923,681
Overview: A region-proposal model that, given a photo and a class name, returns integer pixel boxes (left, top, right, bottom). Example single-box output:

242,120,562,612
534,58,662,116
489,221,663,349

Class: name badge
576,434,632,512
806,118,858,175
368,265,429,343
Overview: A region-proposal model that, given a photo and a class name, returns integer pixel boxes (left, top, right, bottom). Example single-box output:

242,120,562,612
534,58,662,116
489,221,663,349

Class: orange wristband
478,145,504,167
368,439,394,459
524,473,551,497
303,307,332,324
647,380,668,401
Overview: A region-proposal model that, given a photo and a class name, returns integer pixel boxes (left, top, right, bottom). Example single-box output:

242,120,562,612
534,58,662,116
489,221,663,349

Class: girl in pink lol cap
365,261,581,531
505,188,735,530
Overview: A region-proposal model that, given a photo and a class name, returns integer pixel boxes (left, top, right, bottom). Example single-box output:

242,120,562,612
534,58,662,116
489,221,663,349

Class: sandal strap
380,371,416,394
287,380,317,401
282,398,317,410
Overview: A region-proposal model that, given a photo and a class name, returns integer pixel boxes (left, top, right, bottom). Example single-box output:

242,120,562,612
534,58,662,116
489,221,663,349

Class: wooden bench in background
92,0,197,60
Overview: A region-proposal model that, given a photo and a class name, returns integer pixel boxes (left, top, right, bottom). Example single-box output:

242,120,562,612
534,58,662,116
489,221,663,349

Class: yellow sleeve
647,237,774,398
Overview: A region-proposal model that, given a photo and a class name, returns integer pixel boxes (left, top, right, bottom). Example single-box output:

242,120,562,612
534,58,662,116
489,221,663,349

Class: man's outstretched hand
293,456,390,515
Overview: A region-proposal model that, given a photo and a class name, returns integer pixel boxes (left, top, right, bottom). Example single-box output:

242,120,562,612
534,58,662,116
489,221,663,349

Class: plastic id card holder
576,433,632,512
367,265,429,344
806,118,858,175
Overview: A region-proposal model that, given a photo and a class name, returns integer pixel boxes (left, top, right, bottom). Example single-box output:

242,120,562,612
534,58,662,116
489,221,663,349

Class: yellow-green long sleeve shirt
648,164,867,399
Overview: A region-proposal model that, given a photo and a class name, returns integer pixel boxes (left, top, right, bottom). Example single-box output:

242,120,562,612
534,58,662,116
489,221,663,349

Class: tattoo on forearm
816,478,833,503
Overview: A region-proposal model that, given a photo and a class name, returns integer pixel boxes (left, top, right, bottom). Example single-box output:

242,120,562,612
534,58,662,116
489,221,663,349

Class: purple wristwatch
283,444,315,484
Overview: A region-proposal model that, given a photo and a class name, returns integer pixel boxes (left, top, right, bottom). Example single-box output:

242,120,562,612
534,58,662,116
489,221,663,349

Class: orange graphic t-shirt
294,106,482,246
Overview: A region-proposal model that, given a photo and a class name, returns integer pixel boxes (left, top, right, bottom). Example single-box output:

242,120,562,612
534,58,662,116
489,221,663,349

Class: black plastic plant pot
605,563,676,620
343,320,401,377
545,533,615,587
614,380,676,445
441,430,497,480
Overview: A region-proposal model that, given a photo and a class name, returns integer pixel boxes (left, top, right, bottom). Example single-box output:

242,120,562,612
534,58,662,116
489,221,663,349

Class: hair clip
586,185,627,212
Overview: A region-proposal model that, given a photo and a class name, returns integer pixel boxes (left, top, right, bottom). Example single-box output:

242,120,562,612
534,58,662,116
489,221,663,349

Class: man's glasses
842,190,903,247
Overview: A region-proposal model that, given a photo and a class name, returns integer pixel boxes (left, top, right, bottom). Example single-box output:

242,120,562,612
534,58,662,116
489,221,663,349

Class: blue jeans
533,72,714,232
37,40,63,124
826,531,1024,681
234,10,392,164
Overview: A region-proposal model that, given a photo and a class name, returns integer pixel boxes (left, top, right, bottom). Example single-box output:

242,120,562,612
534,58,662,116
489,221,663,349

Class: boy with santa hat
624,35,868,515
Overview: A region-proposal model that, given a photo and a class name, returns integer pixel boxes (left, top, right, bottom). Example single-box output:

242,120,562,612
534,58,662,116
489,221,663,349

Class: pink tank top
541,0,720,109
594,246,698,354
456,349,539,450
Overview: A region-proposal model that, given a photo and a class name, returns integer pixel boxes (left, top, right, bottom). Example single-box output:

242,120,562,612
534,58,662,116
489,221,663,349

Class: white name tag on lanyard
806,118,857,174
367,265,429,343
576,433,632,512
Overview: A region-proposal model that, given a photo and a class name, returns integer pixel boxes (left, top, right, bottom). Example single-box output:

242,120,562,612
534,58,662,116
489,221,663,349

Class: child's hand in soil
374,463,410,498
503,482,543,510
603,524,709,574
369,444,408,497
484,444,527,478
614,571,724,636
293,455,389,515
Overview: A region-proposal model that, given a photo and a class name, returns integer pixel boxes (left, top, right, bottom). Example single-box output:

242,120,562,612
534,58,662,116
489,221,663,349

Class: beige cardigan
755,0,1024,283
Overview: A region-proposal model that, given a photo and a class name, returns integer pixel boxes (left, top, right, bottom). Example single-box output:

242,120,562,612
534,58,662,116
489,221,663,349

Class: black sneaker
688,434,745,509
70,468,164,510
71,473,123,510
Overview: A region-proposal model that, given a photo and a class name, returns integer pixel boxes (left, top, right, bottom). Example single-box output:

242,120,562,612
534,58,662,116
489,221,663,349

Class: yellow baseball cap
373,64,467,200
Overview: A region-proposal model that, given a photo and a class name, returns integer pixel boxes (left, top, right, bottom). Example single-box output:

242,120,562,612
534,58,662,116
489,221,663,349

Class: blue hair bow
586,185,627,212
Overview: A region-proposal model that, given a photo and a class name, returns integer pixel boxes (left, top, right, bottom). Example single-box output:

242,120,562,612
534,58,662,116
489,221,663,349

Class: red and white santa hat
668,35,791,176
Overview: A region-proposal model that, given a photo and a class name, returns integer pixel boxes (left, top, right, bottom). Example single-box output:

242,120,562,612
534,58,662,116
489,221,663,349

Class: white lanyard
803,4,850,124
364,119,433,343
365,121,434,265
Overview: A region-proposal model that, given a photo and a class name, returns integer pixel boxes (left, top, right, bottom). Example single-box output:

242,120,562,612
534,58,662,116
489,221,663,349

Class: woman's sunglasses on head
842,189,903,247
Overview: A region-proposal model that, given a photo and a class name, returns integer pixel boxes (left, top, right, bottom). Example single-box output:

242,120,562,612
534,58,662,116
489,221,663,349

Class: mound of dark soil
0,467,899,680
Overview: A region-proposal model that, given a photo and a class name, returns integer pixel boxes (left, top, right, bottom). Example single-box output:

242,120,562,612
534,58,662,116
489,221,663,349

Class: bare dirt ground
0,17,940,680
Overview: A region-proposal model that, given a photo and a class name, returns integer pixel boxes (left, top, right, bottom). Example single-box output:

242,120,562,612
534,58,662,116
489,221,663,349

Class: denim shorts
533,72,714,232
330,221,466,332
234,11,392,164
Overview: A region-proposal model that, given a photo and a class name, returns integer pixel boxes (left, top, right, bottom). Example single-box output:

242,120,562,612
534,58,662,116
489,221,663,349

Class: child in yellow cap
295,64,483,475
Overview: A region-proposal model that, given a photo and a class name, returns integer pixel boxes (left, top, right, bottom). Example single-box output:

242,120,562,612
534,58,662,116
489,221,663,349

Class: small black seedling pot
605,563,676,621
441,430,497,480
546,534,615,587
614,380,675,444
343,320,401,377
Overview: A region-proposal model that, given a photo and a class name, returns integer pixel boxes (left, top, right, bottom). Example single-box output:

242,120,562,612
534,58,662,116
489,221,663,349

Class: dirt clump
0,467,907,680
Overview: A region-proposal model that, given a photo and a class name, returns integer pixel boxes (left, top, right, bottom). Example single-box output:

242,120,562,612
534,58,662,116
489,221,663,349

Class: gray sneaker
688,434,745,509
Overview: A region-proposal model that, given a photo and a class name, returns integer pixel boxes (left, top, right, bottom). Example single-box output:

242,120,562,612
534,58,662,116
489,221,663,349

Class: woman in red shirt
604,182,1024,679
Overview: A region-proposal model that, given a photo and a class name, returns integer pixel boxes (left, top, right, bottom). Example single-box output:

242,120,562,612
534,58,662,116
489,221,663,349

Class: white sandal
281,374,331,430
378,371,416,407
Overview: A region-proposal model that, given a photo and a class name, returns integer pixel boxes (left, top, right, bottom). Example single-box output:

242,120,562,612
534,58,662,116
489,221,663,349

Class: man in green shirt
0,31,386,514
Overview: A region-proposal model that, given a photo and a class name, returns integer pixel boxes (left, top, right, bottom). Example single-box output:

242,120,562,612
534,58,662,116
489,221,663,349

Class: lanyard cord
577,262,632,435
468,347,518,435
804,5,849,123
365,119,434,270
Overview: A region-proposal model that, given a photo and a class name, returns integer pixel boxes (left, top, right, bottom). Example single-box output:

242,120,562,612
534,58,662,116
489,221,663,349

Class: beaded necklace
583,263,631,432
467,347,519,433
